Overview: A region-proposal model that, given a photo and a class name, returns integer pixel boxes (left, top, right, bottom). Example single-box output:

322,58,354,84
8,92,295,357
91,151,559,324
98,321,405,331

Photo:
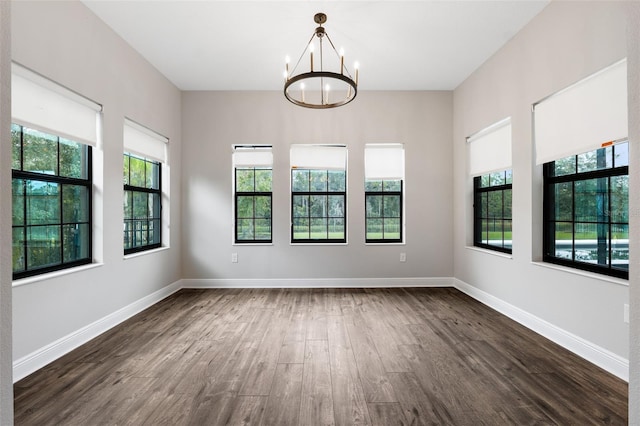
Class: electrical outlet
624,304,629,324
400,252,406,262
231,253,238,263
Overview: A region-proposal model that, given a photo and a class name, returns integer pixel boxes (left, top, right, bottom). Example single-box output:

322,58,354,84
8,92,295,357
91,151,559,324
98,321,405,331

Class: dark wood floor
14,287,627,425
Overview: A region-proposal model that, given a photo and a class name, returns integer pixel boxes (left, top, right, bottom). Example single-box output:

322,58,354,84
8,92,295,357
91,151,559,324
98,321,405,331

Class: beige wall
10,1,182,366
453,1,629,368
0,1,12,422
181,91,453,283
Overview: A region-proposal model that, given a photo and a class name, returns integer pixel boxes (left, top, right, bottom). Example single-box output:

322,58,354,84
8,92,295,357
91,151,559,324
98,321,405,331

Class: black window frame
473,170,513,254
291,169,347,244
234,167,273,244
123,152,162,255
543,143,629,279
365,179,403,243
11,124,93,279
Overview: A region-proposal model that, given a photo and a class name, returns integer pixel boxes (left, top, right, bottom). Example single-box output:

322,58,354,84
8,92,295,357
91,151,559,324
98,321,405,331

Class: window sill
290,242,348,246
233,242,274,246
465,246,513,259
365,242,406,246
12,262,104,288
530,261,628,286
124,246,170,260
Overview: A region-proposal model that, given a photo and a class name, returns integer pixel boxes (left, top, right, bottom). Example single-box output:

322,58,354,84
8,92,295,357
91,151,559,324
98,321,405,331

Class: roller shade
534,59,627,165
11,63,101,146
365,144,405,180
467,118,512,177
123,118,168,163
290,145,347,170
233,146,273,167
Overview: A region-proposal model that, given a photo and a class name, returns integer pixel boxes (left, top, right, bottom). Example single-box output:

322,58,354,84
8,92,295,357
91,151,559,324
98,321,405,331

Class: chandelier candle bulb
340,48,345,74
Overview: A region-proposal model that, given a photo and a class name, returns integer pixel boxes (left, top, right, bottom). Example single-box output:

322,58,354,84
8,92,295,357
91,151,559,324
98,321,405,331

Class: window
365,144,404,243
123,153,161,253
474,170,512,253
12,124,92,279
233,146,273,243
543,142,628,278
11,63,101,279
467,118,512,253
291,145,347,243
123,119,168,254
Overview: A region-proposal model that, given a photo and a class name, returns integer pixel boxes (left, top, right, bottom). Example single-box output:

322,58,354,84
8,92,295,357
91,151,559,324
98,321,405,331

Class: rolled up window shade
233,146,273,167
11,63,102,146
290,145,347,170
365,144,404,180
467,118,512,177
534,59,627,165
123,118,168,163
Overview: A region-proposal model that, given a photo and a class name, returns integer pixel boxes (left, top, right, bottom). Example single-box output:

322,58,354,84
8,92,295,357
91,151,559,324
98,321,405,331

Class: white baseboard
453,278,629,381
181,277,454,289
13,280,182,383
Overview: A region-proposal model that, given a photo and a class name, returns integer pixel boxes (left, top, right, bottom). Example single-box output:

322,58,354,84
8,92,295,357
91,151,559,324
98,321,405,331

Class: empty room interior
0,0,639,424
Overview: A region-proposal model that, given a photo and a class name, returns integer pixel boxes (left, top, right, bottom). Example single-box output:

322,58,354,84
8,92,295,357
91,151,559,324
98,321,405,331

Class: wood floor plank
327,316,372,426
300,340,335,426
14,288,628,425
263,363,304,426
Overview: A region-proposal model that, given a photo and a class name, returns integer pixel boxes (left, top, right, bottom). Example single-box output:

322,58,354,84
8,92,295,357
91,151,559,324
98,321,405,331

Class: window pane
26,181,60,225
12,179,24,226
554,222,573,260
236,169,255,192
488,220,503,247
490,171,505,186
367,219,383,239
310,195,327,218
383,180,401,192
311,218,328,239
255,169,272,192
237,196,254,218
383,195,400,218
123,155,130,185
255,196,271,219
129,156,146,187
328,218,344,239
237,219,254,240
12,123,21,170
610,176,628,223
614,142,629,167
293,217,309,239
328,195,344,218
254,219,271,240
328,170,346,192
488,191,502,218
150,193,161,220
504,220,513,249
146,161,160,190
133,191,148,219
575,222,609,266
480,219,489,244
13,228,25,273
292,169,309,192
27,225,61,269
611,224,629,271
123,191,132,220
554,182,573,222
367,195,383,218
149,219,161,245
503,189,512,219
60,139,88,179
365,180,382,192
62,185,89,223
292,195,308,218
554,156,575,176
63,223,89,262
478,192,488,219
310,171,327,192
383,218,401,239
479,175,490,188
124,220,133,249
574,178,608,222
577,147,611,173
505,169,513,185
23,128,58,175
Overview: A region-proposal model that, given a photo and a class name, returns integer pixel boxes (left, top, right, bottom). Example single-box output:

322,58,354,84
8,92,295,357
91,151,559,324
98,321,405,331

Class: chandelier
284,13,359,109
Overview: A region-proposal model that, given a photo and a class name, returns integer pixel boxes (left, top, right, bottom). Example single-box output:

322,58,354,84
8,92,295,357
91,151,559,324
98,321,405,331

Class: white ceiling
82,0,549,91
